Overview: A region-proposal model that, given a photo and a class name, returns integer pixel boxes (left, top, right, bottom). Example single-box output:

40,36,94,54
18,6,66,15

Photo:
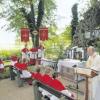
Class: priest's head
87,46,95,56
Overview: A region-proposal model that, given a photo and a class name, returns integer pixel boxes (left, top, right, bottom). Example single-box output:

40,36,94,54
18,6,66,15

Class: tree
20,0,44,47
44,26,71,59
0,0,56,47
90,0,98,7
71,3,78,37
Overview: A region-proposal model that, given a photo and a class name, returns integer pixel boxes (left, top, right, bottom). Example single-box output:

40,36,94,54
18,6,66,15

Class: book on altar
74,67,92,77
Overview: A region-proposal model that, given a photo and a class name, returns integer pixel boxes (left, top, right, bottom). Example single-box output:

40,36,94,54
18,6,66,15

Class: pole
76,69,79,100
85,77,88,100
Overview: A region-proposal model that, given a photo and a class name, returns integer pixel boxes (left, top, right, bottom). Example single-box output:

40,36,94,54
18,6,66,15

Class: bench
9,65,31,87
32,80,75,100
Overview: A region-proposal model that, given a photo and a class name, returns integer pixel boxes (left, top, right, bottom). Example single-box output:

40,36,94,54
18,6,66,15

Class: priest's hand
91,70,98,78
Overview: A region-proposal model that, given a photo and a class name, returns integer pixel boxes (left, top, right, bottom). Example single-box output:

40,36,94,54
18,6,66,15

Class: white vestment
0,64,4,69
22,52,30,61
29,51,37,59
38,49,44,58
20,70,31,78
11,61,17,66
38,49,42,58
86,53,100,100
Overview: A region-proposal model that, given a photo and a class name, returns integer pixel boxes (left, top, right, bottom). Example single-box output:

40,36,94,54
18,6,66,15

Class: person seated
40,71,75,100
0,59,4,73
42,67,52,85
14,59,31,78
21,43,29,63
14,59,32,85
32,67,43,81
14,59,26,70
11,54,18,66
49,72,75,100
39,67,53,98
49,72,65,91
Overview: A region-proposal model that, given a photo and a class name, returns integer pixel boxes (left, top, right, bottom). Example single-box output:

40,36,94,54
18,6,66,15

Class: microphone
72,65,77,68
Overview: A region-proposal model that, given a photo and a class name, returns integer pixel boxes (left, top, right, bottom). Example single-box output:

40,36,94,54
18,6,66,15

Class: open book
74,67,92,77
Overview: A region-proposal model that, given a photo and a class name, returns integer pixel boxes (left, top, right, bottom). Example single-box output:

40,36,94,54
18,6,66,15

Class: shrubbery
0,49,21,60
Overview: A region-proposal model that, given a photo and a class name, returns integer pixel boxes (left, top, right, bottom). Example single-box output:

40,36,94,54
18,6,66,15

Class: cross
23,33,28,38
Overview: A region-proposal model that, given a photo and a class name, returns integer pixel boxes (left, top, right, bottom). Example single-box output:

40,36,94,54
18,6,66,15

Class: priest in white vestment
86,46,100,100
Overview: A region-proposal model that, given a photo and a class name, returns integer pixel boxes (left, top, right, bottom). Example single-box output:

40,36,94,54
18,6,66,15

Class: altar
41,58,57,70
57,59,86,81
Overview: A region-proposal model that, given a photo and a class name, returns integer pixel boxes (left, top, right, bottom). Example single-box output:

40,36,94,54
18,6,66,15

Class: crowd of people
1,45,100,100
21,43,44,65
0,43,75,100
9,56,75,99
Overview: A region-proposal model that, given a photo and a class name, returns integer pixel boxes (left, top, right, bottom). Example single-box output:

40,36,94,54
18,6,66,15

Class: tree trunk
31,34,34,47
31,33,39,47
21,0,44,48
35,34,39,47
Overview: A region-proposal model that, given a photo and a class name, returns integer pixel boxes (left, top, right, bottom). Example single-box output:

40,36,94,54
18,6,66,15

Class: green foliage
71,3,78,36
44,26,71,59
0,0,56,32
78,0,100,48
96,40,100,54
0,0,56,47
0,50,21,60
90,0,98,7
0,0,3,4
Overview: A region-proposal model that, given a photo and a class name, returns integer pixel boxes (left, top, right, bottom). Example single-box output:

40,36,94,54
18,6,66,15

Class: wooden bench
9,65,31,87
32,80,75,100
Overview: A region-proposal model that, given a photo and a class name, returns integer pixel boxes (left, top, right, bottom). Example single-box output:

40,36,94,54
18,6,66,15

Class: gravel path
0,79,34,100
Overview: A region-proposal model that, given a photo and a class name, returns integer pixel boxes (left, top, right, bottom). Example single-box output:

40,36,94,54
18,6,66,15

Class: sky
0,0,88,49
56,0,78,28
0,18,16,49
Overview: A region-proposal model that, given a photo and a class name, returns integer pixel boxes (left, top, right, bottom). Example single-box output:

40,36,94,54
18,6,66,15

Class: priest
0,59,4,73
21,43,29,62
29,48,38,65
37,43,45,64
86,46,100,100
11,54,18,66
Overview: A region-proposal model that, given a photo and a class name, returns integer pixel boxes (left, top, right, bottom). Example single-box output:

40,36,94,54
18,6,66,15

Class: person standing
0,59,4,73
21,43,29,62
37,44,45,64
29,47,38,65
11,54,18,66
86,46,100,100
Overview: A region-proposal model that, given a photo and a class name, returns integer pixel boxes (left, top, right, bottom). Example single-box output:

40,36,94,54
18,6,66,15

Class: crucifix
23,33,28,38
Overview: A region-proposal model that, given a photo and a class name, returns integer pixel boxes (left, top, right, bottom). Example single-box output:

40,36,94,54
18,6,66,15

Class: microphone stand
73,65,78,100
76,69,79,100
